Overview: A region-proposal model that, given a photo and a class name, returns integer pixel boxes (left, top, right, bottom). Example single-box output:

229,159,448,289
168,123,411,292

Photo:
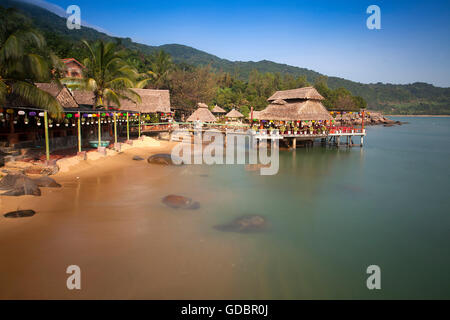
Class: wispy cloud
16,0,114,35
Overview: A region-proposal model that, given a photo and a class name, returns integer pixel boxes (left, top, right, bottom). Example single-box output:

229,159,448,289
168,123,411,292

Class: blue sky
23,0,450,87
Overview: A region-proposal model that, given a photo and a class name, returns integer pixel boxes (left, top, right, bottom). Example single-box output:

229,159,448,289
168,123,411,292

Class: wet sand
0,141,242,299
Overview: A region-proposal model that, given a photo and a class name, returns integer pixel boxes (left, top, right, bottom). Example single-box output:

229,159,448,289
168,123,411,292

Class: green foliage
63,40,140,108
2,0,449,114
0,5,61,114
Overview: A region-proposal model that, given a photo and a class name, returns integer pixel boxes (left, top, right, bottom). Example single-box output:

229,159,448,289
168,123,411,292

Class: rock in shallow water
148,154,183,166
0,173,60,196
0,174,41,196
4,210,36,218
162,195,200,210
132,155,145,161
32,176,61,188
214,215,268,233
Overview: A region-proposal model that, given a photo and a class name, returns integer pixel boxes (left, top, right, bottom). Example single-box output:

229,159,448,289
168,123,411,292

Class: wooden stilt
77,112,81,153
44,111,50,161
126,112,130,141
114,112,118,146
98,112,101,149
138,113,141,138
292,138,296,149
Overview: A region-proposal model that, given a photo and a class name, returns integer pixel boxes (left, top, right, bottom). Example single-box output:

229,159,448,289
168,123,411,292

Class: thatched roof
226,108,244,118
211,105,226,113
187,103,217,122
34,83,78,109
257,100,333,121
268,87,325,101
71,89,171,113
248,110,262,120
112,89,171,113
72,90,95,106
197,102,209,109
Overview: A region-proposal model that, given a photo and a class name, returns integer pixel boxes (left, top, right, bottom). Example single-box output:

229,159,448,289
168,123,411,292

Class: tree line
1,5,367,118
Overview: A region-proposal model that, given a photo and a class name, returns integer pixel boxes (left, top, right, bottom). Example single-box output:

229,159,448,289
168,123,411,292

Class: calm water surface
198,117,450,299
2,117,449,299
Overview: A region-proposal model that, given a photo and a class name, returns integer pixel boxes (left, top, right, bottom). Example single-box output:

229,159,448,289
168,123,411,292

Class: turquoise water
199,117,450,299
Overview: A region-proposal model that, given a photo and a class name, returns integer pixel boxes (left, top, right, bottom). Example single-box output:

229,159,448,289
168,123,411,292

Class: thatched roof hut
71,90,96,106
248,110,262,120
211,105,226,114
258,87,332,121
186,103,217,122
226,108,244,118
34,83,79,109
72,89,171,113
268,86,325,101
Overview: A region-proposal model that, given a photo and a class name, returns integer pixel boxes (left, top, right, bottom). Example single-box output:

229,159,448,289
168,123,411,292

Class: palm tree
136,50,173,89
64,40,141,108
0,7,62,114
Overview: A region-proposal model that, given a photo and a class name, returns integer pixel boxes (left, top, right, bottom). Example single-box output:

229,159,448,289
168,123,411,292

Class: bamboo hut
35,83,79,110
226,108,244,120
211,105,226,114
186,103,217,122
257,87,333,121
72,89,171,114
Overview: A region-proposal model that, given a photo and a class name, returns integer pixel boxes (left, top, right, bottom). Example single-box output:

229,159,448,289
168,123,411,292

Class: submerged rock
4,210,36,218
162,195,200,210
132,155,145,161
0,173,45,196
32,176,61,188
148,154,183,166
214,215,268,233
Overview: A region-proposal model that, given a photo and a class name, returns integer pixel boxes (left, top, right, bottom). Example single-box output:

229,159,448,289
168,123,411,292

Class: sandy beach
0,139,244,299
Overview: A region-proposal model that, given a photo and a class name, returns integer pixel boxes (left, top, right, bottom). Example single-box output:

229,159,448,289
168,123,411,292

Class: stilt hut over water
226,108,244,122
258,87,333,122
211,105,226,115
186,103,217,122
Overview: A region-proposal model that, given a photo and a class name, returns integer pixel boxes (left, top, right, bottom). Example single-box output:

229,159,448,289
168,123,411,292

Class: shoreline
387,115,450,117
0,138,242,299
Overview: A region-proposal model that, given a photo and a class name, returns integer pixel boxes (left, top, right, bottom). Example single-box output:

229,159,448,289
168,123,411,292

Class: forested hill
2,0,449,114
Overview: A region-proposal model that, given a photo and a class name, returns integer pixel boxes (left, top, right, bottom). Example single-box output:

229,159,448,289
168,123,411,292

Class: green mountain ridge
2,0,449,114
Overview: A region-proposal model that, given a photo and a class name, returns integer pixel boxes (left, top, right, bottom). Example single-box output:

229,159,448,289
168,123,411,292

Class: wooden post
98,112,101,148
362,109,365,131
138,113,141,138
44,111,50,161
126,112,130,141
77,112,81,153
292,138,296,149
114,112,118,145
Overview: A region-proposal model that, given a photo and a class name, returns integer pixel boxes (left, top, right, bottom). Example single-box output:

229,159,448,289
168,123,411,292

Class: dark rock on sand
32,176,61,188
162,195,200,210
132,155,145,161
0,173,42,196
148,154,183,166
4,210,36,218
214,215,268,233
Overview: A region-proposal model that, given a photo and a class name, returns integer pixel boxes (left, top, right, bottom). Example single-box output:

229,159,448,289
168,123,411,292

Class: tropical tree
64,40,141,108
142,50,174,89
0,7,62,114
